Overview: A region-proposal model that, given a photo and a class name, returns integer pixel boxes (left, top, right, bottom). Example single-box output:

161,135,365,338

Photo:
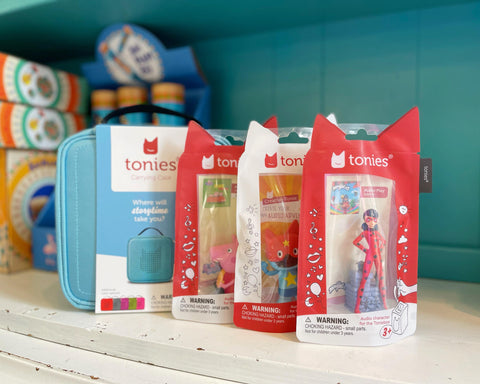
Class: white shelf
0,329,234,384
0,270,478,384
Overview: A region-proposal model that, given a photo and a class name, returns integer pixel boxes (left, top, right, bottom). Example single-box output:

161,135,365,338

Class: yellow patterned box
0,52,89,115
0,149,56,273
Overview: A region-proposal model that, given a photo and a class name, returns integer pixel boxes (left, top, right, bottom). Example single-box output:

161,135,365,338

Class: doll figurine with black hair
352,208,387,313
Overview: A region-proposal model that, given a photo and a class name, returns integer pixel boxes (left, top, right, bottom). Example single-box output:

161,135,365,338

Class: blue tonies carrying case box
56,105,197,310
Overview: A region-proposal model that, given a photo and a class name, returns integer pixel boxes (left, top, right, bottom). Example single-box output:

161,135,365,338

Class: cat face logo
331,151,345,168
143,138,158,155
202,154,214,169
265,153,277,168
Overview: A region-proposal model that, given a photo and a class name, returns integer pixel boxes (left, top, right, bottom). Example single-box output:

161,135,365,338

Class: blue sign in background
82,23,211,128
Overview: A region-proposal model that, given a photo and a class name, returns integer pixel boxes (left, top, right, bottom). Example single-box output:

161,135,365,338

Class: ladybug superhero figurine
353,209,387,313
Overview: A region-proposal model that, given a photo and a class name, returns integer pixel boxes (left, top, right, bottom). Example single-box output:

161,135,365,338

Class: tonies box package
95,124,187,313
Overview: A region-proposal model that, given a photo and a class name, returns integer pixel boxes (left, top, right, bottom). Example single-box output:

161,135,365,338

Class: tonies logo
331,151,345,168
331,151,391,168
265,153,277,168
124,137,177,172
143,138,158,154
265,153,305,168
202,154,238,170
202,155,214,169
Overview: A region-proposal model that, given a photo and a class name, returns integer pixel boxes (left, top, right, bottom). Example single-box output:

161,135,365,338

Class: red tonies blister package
172,121,245,323
297,108,420,346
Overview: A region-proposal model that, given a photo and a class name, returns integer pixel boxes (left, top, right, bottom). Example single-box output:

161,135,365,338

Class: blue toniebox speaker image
127,227,174,283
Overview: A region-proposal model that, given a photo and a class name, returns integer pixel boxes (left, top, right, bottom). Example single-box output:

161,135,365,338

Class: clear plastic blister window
325,174,397,314
197,174,238,295
259,174,301,303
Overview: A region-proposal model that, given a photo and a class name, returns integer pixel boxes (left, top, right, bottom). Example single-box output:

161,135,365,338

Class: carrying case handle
100,104,202,126
137,227,165,237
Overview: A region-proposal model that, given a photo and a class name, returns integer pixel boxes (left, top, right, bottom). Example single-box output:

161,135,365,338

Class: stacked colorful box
0,52,88,273
0,52,88,114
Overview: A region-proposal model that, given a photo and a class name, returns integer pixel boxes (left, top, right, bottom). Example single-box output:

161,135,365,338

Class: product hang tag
419,158,433,193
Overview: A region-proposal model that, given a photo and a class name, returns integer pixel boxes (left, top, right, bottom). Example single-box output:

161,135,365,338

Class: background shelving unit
0,0,478,382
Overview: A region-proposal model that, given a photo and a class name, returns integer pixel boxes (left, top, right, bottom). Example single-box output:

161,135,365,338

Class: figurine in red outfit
353,209,387,313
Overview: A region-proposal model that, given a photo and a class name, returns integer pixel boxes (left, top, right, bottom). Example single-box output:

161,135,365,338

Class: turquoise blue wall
191,2,480,282
51,2,480,282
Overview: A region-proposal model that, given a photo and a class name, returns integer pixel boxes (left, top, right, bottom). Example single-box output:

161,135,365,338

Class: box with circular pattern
0,149,57,273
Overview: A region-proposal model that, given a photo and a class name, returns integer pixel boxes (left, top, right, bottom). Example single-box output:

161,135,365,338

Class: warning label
301,314,390,337
303,316,355,336
295,307,416,347
150,293,173,311
234,302,296,332
172,294,234,323
178,296,232,315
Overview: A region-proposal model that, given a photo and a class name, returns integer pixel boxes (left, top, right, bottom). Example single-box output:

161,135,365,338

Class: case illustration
127,227,174,283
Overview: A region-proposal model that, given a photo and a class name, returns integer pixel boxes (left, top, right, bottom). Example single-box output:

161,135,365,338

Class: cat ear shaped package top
234,121,311,332
297,107,420,346
172,121,245,323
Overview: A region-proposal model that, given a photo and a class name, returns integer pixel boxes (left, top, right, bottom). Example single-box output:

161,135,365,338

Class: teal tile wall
191,2,480,282
50,2,480,282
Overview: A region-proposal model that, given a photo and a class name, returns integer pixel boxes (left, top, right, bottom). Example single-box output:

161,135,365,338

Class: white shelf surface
0,329,234,384
0,270,478,384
